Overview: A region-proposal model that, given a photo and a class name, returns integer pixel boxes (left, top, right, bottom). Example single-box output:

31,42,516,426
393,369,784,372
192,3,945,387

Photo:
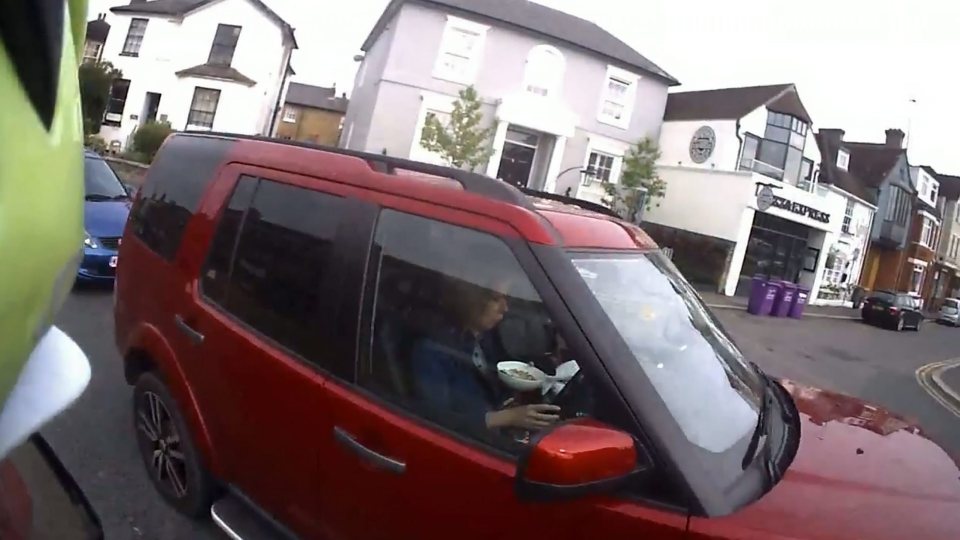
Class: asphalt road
46,287,960,539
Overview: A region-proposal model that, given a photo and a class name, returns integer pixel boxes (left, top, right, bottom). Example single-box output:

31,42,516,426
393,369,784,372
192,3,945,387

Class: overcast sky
89,0,960,174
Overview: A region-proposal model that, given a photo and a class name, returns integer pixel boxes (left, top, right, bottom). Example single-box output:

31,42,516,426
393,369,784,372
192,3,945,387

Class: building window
83,41,102,63
186,87,221,130
208,24,242,67
755,111,807,184
885,186,910,226
797,158,815,191
121,18,148,56
102,78,130,126
837,149,850,170
433,16,488,84
738,134,760,171
919,215,936,248
598,66,636,128
523,45,564,97
910,264,924,295
842,199,855,234
588,151,617,183
282,107,297,123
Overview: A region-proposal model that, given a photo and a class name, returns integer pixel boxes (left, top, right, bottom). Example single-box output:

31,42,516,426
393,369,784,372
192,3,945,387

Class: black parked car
861,291,924,331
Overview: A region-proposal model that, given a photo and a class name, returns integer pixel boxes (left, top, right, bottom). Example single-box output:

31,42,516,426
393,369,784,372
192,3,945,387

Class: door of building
142,92,161,123
497,127,539,188
741,213,811,283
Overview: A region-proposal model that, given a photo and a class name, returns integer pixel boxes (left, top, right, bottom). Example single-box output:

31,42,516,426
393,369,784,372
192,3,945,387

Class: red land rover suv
114,132,960,539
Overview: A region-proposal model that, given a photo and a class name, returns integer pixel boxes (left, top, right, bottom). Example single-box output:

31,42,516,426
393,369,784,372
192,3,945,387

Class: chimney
341,92,347,99
885,128,905,148
819,128,845,148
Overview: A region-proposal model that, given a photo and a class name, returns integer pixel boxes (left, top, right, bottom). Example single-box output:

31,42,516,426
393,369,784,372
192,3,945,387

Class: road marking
915,358,960,418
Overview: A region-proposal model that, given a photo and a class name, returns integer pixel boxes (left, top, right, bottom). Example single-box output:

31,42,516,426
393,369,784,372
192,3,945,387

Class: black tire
133,372,216,518
914,319,923,332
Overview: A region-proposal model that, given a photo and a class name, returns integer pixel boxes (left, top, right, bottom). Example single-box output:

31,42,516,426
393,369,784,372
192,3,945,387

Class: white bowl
497,361,546,392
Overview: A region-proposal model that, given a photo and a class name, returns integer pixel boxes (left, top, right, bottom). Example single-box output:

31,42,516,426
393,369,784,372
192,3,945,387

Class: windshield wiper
110,193,128,200
742,364,783,489
84,194,112,201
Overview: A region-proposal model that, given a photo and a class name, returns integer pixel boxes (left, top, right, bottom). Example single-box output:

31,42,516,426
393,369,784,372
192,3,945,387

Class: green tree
419,86,495,171
602,137,666,219
79,61,122,135
132,121,174,163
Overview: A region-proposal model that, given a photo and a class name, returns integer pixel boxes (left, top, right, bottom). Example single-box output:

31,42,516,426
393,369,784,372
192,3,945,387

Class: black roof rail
518,187,620,219
180,131,534,210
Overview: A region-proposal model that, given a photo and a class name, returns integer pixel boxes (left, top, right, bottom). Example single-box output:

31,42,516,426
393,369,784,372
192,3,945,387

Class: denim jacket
410,328,504,435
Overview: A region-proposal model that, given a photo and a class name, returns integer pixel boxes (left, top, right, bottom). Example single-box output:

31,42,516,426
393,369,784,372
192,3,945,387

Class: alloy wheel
136,391,188,498
897,317,904,331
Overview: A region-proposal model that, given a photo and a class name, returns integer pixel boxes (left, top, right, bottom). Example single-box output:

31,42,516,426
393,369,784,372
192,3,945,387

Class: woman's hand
486,404,561,429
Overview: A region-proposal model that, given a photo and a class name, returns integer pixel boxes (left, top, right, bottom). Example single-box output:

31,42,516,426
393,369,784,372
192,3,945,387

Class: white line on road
916,358,960,418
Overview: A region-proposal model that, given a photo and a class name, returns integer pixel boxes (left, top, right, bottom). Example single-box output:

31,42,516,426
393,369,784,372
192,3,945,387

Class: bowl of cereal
497,361,546,392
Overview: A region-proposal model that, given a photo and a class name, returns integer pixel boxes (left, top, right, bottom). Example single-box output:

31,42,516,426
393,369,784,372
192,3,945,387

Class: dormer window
523,45,564,97
208,24,242,67
837,149,850,170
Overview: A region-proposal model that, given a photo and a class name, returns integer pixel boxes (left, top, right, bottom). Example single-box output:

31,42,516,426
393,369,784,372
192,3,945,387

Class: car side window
358,210,599,454
202,176,258,303
203,177,347,373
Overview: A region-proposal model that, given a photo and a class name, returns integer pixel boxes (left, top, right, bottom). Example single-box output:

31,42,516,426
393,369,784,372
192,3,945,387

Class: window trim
186,87,221,131
597,65,638,129
103,78,131,126
207,23,242,67
282,107,297,123
121,18,148,57
836,149,850,170
581,134,628,187
522,44,565,97
432,15,489,85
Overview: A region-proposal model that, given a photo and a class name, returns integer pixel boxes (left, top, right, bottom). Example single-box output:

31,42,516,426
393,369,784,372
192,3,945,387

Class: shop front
725,182,843,297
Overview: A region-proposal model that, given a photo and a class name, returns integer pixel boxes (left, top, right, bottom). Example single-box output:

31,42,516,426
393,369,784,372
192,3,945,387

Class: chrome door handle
174,314,204,345
333,427,406,475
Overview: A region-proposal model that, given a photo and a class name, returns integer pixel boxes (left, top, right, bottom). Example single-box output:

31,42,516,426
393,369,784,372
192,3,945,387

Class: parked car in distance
861,291,924,331
938,298,960,326
114,133,960,540
79,151,130,283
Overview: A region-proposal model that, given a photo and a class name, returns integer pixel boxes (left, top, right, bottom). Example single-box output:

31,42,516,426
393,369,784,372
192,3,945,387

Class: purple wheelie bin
772,281,797,317
747,276,782,316
790,286,810,319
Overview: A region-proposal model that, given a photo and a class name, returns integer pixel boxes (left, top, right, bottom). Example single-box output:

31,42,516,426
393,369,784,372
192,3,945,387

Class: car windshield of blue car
84,157,128,199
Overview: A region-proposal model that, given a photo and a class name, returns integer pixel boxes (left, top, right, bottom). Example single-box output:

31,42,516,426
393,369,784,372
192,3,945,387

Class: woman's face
473,288,509,332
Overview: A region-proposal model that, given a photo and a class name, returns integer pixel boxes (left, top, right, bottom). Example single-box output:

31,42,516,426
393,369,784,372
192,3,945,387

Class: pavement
697,290,862,319
45,285,960,539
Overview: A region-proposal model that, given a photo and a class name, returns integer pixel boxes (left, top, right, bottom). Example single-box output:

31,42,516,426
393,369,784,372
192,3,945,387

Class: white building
341,0,678,198
95,0,296,149
644,84,845,301
812,129,878,305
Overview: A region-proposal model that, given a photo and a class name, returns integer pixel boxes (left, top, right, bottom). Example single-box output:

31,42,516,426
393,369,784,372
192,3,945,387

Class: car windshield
84,157,128,199
569,250,762,456
945,299,958,308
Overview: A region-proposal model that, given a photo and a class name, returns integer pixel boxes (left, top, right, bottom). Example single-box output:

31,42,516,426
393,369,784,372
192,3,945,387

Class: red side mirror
517,419,645,500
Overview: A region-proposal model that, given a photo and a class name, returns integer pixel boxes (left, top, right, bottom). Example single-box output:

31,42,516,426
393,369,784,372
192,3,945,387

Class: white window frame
83,41,102,63
121,18,148,56
920,216,933,247
432,16,489,85
910,264,924,295
842,199,855,234
581,134,628,187
597,65,638,129
837,149,850,170
282,107,297,123
409,92,458,165
522,44,565,98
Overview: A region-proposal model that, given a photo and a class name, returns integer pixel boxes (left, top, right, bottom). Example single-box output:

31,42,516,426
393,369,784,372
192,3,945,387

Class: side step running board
210,491,298,540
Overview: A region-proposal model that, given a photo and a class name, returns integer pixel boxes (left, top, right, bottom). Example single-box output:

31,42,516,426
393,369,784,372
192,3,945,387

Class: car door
318,204,689,540
897,295,920,327
177,167,356,537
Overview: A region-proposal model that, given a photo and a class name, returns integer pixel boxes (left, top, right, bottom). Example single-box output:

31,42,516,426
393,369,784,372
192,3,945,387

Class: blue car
79,151,131,283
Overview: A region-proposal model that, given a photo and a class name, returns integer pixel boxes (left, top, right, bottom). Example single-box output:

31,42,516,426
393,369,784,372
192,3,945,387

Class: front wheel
133,372,216,517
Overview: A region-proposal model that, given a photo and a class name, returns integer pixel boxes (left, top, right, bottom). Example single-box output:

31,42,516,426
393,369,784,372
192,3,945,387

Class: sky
88,0,960,175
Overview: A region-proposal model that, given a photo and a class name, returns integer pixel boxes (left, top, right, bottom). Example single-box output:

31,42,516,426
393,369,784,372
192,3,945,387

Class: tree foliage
79,61,122,135
419,86,495,171
602,137,666,219
132,121,174,163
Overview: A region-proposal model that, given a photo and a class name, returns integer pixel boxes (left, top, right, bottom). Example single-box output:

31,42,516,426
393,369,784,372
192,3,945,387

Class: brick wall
276,106,344,146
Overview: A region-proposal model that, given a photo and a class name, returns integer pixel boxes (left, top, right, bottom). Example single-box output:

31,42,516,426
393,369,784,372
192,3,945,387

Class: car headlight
83,231,98,249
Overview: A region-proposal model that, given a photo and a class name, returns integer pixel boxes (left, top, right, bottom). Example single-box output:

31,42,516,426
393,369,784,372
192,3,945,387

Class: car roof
178,132,657,251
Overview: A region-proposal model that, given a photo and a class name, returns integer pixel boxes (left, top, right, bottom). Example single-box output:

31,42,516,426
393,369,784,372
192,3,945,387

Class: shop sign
754,184,830,223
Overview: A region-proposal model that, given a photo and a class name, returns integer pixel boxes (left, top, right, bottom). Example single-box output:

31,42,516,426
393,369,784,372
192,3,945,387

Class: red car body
114,133,960,539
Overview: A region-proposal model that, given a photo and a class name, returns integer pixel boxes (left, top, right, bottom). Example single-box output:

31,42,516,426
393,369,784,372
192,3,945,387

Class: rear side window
870,292,895,303
202,177,346,367
945,299,959,308
128,135,226,260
